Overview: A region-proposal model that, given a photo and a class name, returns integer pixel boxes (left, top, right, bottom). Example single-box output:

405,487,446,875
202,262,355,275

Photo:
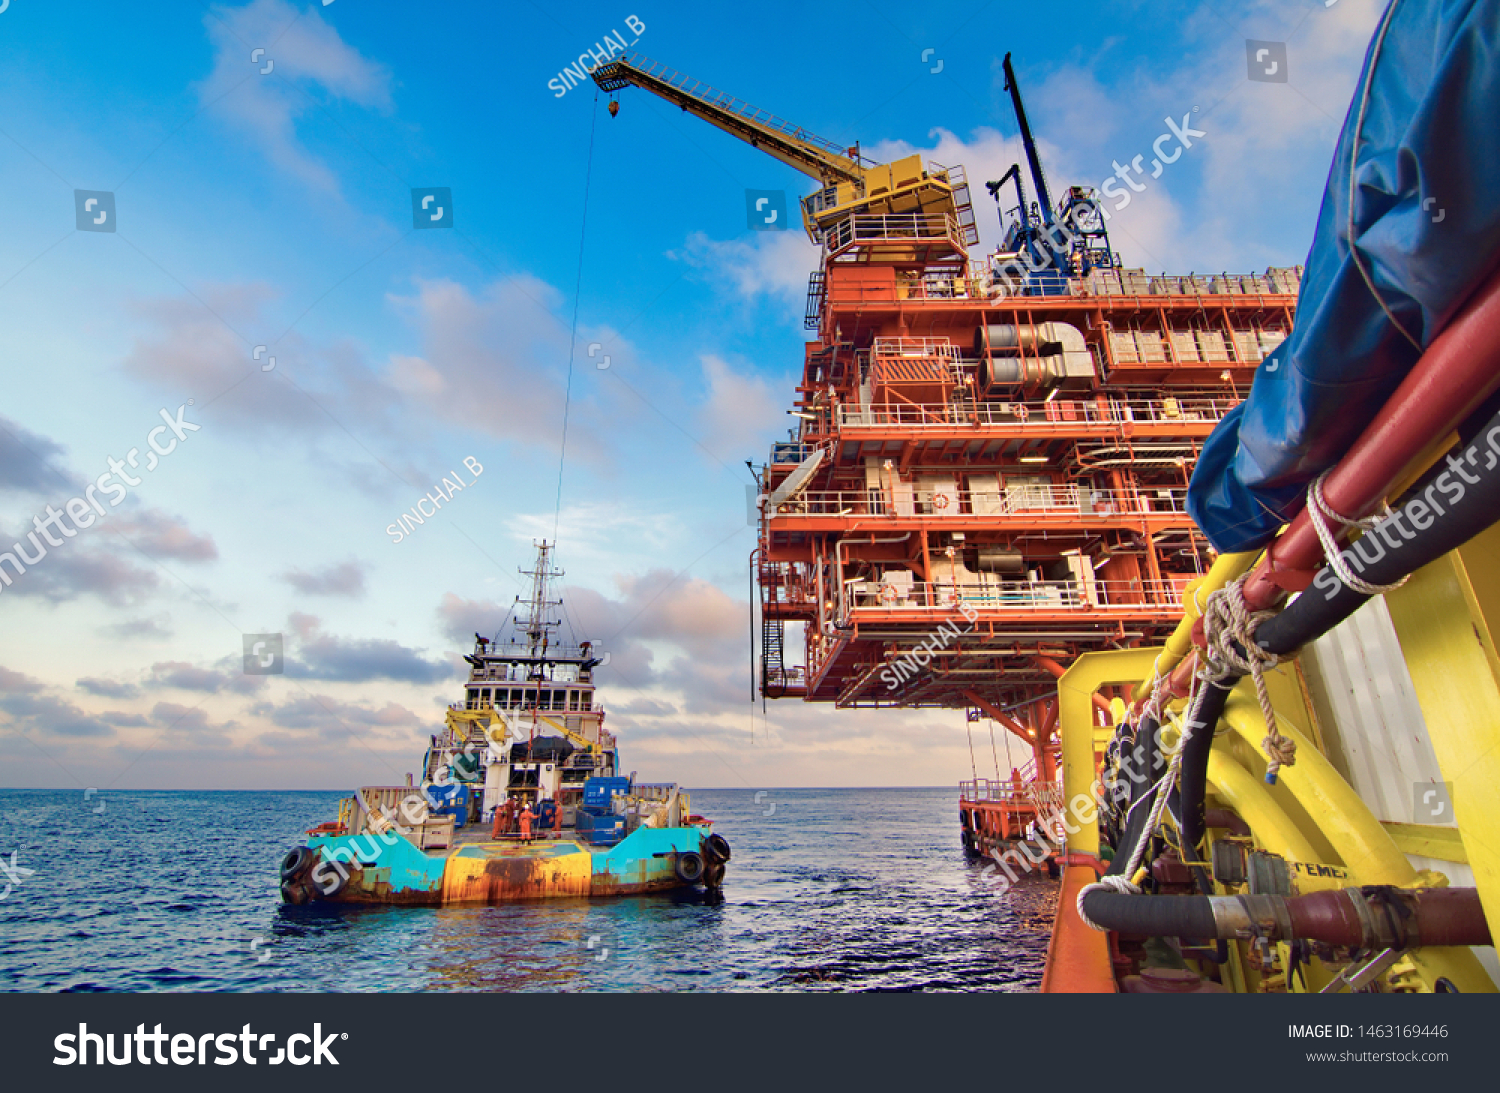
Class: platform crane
987,52,1117,293
590,53,978,248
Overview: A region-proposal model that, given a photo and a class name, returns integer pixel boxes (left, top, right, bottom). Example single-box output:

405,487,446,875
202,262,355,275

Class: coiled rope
1200,575,1294,783
1307,470,1409,596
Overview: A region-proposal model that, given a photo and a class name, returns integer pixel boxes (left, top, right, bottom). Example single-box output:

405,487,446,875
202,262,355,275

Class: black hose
1177,681,1231,866
1166,399,1500,891
1105,717,1161,878
1080,891,1219,940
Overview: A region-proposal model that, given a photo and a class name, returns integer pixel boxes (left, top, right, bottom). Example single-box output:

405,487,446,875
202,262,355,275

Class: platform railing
960,778,1064,807
861,577,1185,612
767,484,1189,518
822,212,963,254
836,393,1236,429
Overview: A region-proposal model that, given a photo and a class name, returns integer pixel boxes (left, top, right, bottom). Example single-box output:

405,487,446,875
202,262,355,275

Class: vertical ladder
760,557,787,699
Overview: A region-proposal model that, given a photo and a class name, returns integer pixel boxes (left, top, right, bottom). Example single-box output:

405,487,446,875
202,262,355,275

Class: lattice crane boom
592,52,978,248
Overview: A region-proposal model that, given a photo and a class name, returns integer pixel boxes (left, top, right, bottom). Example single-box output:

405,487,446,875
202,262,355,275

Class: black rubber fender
704,858,726,890
675,850,706,884
279,878,310,905
705,833,732,863
280,846,314,881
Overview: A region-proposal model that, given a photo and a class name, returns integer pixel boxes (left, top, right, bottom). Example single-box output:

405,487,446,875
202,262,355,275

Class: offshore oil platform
596,50,1293,862
597,25,1500,996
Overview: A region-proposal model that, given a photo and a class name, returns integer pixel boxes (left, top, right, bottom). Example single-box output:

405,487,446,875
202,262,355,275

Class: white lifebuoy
932,492,952,511
879,584,899,604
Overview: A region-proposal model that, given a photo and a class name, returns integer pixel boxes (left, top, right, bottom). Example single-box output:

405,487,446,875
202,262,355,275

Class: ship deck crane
591,52,978,247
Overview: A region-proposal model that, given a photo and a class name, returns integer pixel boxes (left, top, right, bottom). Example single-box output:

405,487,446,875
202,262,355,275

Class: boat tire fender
675,850,706,884
280,845,315,881
280,878,310,905
704,859,726,890
705,833,732,863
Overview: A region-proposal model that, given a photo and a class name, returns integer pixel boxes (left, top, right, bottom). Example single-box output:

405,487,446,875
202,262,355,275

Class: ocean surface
0,787,1056,993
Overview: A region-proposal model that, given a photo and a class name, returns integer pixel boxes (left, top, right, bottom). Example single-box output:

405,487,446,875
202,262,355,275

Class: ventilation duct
974,321,1096,393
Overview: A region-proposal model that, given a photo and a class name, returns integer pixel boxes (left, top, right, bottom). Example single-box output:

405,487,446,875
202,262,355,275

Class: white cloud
861,2,1381,274
669,229,820,306
197,0,392,192
384,277,626,462
506,501,690,578
697,355,783,465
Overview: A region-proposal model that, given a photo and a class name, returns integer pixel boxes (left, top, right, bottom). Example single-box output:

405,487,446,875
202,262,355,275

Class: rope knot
1262,731,1298,783
1076,874,1140,932
1202,576,1296,783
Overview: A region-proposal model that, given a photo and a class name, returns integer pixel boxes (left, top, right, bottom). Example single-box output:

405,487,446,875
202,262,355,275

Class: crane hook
607,99,619,119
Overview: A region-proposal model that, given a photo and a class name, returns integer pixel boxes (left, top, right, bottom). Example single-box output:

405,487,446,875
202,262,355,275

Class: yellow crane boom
592,53,864,185
592,52,978,248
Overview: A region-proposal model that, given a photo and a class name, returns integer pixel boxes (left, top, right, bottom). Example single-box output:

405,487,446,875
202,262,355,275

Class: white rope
1307,471,1410,596
1201,576,1295,783
1076,874,1139,931
1138,661,1167,729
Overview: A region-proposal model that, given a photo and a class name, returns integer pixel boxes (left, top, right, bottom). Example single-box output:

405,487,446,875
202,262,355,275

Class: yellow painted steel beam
1384,526,1500,953
593,56,862,185
1221,693,1405,882
1057,647,1161,855
1205,749,1319,864
1381,822,1469,864
1206,750,1337,993
1220,692,1495,992
1130,550,1259,704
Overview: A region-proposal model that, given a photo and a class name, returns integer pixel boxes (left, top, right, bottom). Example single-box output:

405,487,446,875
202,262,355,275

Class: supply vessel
277,541,729,905
595,34,1498,995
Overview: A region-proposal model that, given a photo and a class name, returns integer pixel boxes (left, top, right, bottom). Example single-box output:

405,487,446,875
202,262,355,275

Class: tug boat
277,542,728,905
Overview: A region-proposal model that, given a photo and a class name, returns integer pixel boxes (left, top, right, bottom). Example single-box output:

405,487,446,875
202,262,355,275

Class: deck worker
491,795,515,839
519,803,535,845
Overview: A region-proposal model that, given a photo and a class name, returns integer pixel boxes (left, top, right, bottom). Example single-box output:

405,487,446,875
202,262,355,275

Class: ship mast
516,541,564,662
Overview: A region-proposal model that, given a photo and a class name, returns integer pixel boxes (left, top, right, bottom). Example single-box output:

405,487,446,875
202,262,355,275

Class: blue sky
0,0,1382,791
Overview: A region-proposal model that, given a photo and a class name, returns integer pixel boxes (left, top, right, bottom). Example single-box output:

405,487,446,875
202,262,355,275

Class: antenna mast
516,540,565,661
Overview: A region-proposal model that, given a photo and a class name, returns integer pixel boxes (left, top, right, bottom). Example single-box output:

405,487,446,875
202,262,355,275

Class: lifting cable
551,90,602,547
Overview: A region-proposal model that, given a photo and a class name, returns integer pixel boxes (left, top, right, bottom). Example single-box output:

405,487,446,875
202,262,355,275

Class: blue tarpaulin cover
1188,0,1500,552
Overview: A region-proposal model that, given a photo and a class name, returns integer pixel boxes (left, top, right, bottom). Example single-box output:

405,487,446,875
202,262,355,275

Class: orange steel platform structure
756,255,1298,799
590,50,1299,844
